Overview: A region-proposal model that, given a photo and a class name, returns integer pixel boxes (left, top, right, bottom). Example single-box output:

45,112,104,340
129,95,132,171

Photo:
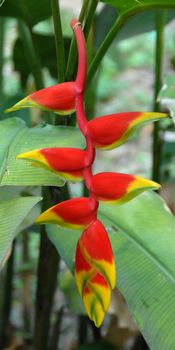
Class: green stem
87,14,127,85
0,242,16,348
50,0,65,82
33,187,60,350
83,0,98,40
152,10,167,182
0,18,5,98
66,0,97,81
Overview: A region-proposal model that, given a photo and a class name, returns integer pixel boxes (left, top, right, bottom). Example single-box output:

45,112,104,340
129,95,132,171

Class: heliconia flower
16,147,94,181
75,220,116,327
35,197,98,230
5,82,77,115
90,172,160,204
88,112,168,150
83,277,110,328
76,242,108,327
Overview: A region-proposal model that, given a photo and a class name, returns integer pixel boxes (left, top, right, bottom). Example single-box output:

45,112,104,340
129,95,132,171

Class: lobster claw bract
6,82,77,115
88,112,168,150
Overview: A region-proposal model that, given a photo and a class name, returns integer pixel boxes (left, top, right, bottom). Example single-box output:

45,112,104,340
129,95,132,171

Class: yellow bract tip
133,176,161,191
16,150,48,169
5,97,38,113
35,209,58,225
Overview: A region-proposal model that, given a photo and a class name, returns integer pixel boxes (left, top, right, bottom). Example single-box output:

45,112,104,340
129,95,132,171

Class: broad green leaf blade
47,192,175,349
47,225,80,273
0,118,84,186
101,0,175,14
0,0,52,26
0,196,41,269
95,6,174,49
0,117,25,178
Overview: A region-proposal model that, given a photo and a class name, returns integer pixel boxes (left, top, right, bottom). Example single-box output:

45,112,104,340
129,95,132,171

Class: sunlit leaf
0,196,41,270
0,118,84,186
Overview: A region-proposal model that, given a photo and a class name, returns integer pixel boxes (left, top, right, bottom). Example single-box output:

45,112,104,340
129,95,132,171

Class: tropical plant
0,1,175,349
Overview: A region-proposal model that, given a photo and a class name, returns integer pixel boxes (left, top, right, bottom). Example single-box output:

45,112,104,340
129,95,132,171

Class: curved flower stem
71,19,96,208
66,0,98,81
50,0,65,82
71,19,87,92
152,10,167,182
66,0,89,81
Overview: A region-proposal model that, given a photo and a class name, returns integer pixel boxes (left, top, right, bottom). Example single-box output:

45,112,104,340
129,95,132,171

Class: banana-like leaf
0,118,84,186
0,196,41,270
101,0,175,14
47,192,175,349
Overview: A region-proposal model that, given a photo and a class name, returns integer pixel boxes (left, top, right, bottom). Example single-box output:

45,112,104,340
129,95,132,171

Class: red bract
88,112,167,150
17,147,94,181
5,82,77,115
35,197,98,230
75,220,116,327
90,172,160,204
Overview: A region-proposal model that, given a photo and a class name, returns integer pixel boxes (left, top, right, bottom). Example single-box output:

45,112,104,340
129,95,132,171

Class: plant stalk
152,10,167,182
50,0,65,82
87,13,128,85
0,242,16,348
66,0,98,81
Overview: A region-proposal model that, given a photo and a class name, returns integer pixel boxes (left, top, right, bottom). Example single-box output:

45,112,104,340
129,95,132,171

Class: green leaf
95,6,174,49
0,196,41,270
0,118,84,186
47,192,175,349
13,34,71,84
101,0,175,14
47,225,80,273
0,0,52,26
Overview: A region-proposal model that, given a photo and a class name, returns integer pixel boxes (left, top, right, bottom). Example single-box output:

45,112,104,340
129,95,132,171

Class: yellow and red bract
17,147,94,181
75,219,116,327
35,197,98,230
88,112,167,150
5,82,77,115
90,172,160,204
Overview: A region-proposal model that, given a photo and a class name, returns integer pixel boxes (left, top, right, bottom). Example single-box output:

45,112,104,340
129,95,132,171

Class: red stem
70,19,87,93
71,19,96,208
